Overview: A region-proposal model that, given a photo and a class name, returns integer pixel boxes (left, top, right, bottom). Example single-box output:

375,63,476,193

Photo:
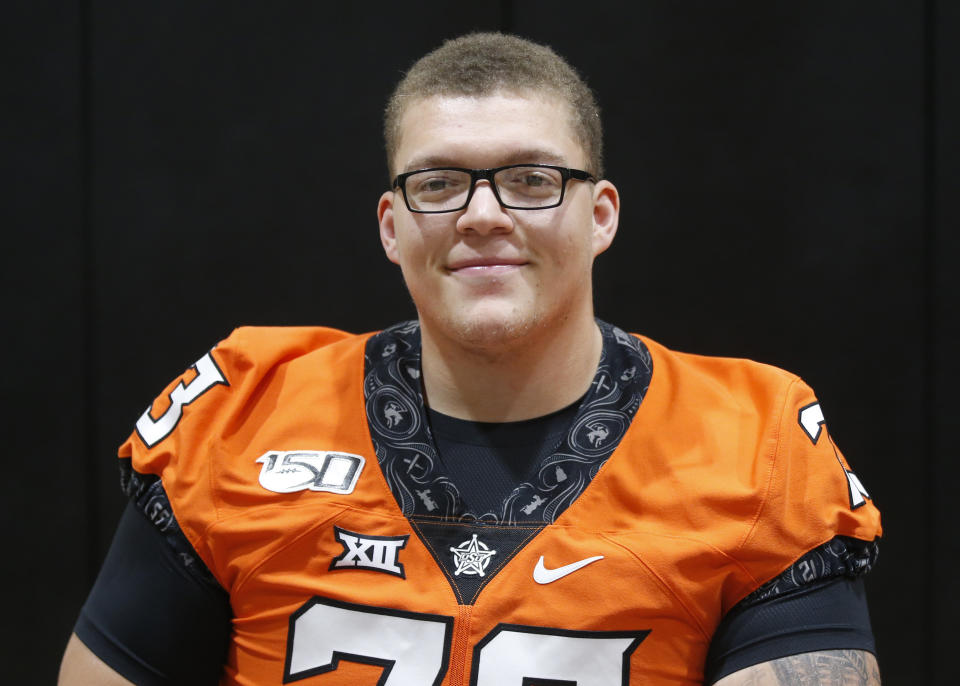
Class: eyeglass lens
404,167,565,211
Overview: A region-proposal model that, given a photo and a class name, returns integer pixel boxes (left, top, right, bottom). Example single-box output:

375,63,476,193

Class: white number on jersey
285,597,648,685
798,402,826,444
473,624,648,686
135,352,226,448
286,598,452,685
797,401,871,508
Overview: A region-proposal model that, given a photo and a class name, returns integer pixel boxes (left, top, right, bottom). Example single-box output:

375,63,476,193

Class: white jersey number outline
471,623,648,686
285,597,648,685
798,401,871,508
135,352,226,448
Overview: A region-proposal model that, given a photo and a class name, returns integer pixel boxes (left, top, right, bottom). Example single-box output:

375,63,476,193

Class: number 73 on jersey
285,596,649,685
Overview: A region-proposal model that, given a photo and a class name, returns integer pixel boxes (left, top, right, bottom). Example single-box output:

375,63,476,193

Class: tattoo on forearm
768,650,881,685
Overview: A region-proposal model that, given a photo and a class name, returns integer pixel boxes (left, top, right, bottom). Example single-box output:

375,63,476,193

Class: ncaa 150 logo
256,450,365,495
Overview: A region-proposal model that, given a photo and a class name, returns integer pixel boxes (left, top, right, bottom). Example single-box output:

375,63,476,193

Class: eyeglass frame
390,163,598,214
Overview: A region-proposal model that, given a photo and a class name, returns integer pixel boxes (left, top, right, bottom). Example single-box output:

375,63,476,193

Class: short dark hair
384,32,604,178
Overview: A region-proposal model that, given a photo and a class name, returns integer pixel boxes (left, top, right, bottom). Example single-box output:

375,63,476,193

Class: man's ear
377,190,400,265
591,180,620,257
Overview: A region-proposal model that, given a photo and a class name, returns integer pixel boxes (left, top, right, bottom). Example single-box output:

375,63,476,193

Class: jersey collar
363,320,653,524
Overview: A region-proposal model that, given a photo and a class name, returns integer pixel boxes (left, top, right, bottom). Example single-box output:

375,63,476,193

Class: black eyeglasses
391,164,597,213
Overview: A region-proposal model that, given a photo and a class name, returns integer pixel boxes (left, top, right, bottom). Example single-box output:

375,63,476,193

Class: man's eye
413,175,465,194
422,179,449,191
501,169,560,189
522,174,549,187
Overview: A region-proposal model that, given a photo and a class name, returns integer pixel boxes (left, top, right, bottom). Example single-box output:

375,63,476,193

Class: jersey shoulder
116,325,376,584
120,325,362,454
637,334,800,406
638,332,880,516
614,335,881,603
636,334,848,461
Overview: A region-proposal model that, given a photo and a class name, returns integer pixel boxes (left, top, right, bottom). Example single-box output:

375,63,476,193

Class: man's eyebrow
402,149,570,173
499,149,568,166
401,155,460,173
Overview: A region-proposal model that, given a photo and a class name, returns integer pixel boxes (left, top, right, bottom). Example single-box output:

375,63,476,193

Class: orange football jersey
119,323,881,685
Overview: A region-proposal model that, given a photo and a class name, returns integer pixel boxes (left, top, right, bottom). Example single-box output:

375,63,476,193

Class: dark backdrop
4,1,957,683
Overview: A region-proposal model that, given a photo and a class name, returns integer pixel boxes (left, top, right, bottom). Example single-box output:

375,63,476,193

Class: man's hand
714,649,880,685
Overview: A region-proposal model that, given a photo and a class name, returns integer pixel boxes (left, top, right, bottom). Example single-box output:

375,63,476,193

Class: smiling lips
447,257,528,275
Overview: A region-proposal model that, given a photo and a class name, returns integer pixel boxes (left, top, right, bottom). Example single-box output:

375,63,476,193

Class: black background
3,1,957,683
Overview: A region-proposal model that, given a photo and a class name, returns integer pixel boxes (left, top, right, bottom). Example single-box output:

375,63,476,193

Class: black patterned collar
363,320,652,524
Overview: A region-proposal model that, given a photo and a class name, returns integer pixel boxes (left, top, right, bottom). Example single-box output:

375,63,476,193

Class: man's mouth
446,257,528,274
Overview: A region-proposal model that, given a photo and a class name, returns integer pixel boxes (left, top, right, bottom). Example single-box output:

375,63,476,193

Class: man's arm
63,501,231,685
714,649,880,685
58,633,134,686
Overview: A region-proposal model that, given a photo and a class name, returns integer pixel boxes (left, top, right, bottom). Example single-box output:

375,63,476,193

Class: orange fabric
118,327,881,685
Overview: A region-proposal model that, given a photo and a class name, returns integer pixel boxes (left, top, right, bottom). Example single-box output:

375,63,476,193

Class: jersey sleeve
116,342,233,582
116,325,354,587
726,375,882,610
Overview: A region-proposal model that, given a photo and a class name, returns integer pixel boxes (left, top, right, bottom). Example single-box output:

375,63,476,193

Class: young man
61,34,882,685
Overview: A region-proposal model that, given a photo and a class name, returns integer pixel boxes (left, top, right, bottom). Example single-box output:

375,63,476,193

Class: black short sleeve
74,499,231,686
704,536,878,684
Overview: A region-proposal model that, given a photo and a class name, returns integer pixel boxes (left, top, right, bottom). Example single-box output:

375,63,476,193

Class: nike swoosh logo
533,555,604,584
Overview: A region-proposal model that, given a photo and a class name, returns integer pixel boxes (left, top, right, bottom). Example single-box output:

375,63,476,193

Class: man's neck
418,313,603,423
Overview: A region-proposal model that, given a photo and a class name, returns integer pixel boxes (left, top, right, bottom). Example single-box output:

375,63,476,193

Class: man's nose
456,181,514,235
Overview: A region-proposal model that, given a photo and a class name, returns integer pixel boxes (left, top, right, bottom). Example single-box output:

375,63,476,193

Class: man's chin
430,307,544,356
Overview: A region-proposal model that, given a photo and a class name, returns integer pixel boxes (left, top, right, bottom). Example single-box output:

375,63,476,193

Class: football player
60,33,882,685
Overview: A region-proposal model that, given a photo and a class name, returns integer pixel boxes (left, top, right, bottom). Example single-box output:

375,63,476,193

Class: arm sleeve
722,376,882,609
74,494,231,685
704,535,879,684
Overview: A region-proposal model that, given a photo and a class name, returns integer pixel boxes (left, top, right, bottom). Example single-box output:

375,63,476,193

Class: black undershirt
427,401,577,517
76,407,876,684
75,501,230,686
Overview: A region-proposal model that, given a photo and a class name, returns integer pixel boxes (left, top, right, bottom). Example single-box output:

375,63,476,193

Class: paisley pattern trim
363,320,652,524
